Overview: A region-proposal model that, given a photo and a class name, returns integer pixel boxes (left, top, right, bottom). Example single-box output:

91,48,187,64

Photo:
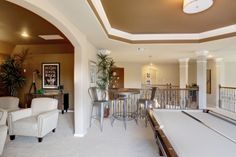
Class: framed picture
89,61,97,87
42,63,60,89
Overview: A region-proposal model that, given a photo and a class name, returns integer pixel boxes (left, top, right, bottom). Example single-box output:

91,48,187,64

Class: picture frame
42,63,60,89
89,60,97,87
207,69,211,94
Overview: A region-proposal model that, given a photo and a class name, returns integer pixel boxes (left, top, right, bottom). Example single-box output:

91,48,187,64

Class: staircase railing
139,86,199,109
219,85,236,113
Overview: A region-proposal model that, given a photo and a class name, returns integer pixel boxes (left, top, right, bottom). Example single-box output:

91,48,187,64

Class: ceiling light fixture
183,0,213,14
98,49,111,55
21,32,29,38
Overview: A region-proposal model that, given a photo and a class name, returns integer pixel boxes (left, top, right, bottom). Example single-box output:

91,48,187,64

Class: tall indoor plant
96,52,115,91
96,52,114,117
0,50,27,96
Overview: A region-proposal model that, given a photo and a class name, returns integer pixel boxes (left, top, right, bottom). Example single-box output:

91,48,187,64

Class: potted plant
96,52,115,117
0,50,27,96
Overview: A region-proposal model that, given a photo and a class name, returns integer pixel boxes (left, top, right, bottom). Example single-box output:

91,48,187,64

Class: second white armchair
0,108,8,156
8,98,59,142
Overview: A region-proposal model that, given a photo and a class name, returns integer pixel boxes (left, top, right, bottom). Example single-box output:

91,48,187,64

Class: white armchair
0,108,8,156
8,98,59,142
0,96,19,112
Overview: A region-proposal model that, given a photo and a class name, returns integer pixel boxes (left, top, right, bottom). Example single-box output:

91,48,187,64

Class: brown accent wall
0,41,15,55
18,53,74,109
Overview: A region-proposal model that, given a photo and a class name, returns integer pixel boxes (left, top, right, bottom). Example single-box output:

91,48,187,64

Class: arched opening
5,0,88,136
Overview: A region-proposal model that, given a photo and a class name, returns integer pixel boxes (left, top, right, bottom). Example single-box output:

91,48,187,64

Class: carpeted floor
2,113,159,157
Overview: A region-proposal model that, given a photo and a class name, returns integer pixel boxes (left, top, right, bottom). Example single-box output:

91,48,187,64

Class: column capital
178,58,189,63
196,50,208,63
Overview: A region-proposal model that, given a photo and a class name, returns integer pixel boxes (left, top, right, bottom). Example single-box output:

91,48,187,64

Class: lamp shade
183,0,213,14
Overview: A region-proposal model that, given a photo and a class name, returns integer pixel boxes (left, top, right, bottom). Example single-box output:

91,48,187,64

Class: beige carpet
2,113,159,157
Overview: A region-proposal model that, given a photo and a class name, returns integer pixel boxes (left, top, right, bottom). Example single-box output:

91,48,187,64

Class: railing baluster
219,85,236,113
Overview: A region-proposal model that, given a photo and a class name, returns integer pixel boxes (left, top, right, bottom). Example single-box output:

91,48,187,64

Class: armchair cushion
31,98,58,116
13,116,38,137
0,97,19,112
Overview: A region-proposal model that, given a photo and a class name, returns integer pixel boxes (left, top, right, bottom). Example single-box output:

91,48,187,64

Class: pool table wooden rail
147,109,178,157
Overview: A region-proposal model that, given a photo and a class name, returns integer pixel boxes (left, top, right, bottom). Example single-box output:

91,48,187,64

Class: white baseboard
74,130,87,137
74,133,86,137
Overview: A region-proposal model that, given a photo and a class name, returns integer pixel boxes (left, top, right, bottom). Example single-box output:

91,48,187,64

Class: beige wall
224,61,236,87
153,63,179,85
116,62,179,88
116,62,142,88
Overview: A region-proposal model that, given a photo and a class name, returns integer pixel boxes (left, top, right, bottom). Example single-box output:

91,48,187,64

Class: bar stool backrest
88,87,107,101
150,87,157,101
88,87,99,102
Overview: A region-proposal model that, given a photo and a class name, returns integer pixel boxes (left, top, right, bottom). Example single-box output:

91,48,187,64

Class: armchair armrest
37,110,59,137
0,109,7,125
8,108,32,122
8,109,32,135
0,125,8,155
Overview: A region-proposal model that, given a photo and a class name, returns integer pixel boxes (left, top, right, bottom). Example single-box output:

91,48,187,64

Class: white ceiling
48,0,236,63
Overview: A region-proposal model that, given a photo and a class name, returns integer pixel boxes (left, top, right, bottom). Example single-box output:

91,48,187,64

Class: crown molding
88,0,236,43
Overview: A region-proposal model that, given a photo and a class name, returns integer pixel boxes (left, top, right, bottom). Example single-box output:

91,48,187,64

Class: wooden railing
219,85,236,113
108,86,199,118
139,87,199,109
154,87,199,109
141,83,179,89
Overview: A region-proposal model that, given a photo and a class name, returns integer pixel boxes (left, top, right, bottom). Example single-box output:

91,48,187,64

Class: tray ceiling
88,0,236,43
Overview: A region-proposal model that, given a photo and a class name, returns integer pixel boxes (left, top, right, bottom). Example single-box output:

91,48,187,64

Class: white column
215,58,225,107
179,58,189,88
196,51,208,109
179,58,189,108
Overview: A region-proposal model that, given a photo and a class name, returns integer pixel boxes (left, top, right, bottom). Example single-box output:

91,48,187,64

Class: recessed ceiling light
38,35,64,40
21,32,29,38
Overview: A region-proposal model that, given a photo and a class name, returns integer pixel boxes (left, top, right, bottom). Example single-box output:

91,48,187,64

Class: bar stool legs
90,102,106,132
137,100,150,127
100,103,104,132
123,99,127,130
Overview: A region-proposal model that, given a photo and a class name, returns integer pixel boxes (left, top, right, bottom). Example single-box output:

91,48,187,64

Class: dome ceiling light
183,0,214,14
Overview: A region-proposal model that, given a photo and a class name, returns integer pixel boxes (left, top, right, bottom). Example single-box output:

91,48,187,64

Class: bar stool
88,87,110,131
111,92,138,130
137,87,157,126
